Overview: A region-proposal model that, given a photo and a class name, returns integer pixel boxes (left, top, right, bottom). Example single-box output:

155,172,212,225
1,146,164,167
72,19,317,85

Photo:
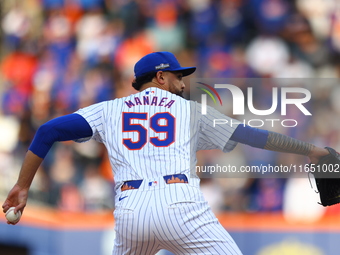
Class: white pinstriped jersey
76,87,243,254
75,87,238,190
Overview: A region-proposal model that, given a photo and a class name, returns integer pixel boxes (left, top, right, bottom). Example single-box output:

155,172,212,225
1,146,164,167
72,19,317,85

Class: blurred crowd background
1,0,340,221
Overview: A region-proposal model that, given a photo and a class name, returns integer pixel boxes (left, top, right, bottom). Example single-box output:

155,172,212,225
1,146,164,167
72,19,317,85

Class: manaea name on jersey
125,96,175,108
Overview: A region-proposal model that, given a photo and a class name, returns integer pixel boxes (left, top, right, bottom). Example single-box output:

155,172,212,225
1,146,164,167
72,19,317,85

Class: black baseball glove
311,147,340,206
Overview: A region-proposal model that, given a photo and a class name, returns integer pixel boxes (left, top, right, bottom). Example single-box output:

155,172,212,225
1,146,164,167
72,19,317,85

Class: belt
121,174,188,191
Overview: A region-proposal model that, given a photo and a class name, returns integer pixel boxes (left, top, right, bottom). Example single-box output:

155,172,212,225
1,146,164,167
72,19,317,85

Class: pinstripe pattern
75,88,243,254
113,180,242,255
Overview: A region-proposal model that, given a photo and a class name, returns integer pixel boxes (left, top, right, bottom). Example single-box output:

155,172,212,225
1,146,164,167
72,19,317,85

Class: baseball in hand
5,207,21,223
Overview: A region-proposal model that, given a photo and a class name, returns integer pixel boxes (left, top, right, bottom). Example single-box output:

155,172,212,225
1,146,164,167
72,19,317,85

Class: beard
177,90,184,98
170,84,184,98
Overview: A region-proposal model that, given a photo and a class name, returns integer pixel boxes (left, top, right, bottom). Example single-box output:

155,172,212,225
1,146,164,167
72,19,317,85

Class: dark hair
132,72,156,90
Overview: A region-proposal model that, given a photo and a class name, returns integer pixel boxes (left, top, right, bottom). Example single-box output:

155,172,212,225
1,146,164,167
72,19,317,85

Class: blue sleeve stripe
29,113,93,158
230,125,268,149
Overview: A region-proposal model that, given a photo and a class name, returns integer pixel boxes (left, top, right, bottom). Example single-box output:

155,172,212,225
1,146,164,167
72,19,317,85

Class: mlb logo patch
148,181,158,187
145,91,155,95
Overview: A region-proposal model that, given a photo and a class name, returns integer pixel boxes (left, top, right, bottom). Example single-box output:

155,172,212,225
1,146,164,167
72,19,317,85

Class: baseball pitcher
2,52,333,254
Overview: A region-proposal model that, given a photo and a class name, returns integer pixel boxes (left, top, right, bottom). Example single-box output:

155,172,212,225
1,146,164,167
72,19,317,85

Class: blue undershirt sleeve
28,113,93,158
230,124,268,149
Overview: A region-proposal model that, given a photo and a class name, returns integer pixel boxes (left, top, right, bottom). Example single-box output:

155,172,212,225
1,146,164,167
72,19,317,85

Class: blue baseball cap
134,51,196,78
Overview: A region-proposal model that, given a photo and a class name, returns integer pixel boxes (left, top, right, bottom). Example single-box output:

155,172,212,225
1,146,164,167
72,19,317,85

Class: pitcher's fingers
2,203,10,213
15,203,26,214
